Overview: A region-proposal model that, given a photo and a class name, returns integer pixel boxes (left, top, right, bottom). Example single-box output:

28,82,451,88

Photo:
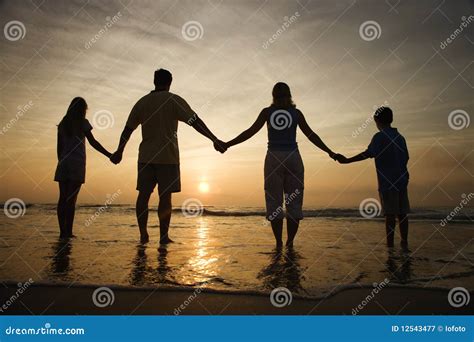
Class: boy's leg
385,215,396,247
65,181,82,237
136,191,152,243
398,214,409,248
270,219,284,248
158,192,173,244
286,218,299,247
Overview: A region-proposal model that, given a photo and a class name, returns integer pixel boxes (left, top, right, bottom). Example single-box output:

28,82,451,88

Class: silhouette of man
110,69,225,244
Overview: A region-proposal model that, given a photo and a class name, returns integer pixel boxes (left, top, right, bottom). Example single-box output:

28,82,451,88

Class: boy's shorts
379,188,410,216
137,163,181,195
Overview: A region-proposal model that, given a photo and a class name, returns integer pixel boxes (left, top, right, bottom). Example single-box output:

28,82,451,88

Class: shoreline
1,282,471,315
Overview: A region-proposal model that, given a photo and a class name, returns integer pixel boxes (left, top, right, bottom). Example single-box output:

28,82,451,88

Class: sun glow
198,181,210,193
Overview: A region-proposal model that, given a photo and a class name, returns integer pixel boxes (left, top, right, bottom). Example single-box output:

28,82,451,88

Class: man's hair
373,106,393,124
154,69,172,87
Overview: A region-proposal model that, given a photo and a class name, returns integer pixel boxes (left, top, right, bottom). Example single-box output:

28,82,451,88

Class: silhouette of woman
224,83,338,247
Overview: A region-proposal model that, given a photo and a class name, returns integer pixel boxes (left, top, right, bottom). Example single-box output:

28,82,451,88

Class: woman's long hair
271,82,295,109
58,97,87,136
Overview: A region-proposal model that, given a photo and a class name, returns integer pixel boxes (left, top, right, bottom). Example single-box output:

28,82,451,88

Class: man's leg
385,215,396,248
270,219,284,248
286,218,300,247
398,214,409,249
136,191,152,243
158,192,173,244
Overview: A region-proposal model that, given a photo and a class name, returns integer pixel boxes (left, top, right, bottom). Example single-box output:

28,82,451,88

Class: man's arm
190,116,227,153
297,111,336,159
110,126,134,164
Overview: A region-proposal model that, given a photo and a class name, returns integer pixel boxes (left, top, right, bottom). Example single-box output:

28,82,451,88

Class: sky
0,0,472,208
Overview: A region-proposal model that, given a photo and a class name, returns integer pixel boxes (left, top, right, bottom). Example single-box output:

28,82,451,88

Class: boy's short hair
154,69,172,87
374,106,393,124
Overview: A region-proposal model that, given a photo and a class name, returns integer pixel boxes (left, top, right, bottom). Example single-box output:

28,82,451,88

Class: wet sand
0,283,471,315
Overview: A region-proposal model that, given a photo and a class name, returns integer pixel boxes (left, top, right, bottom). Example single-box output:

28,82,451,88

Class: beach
0,205,472,315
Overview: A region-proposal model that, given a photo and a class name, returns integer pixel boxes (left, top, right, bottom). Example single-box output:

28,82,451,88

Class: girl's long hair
58,97,87,136
271,82,295,109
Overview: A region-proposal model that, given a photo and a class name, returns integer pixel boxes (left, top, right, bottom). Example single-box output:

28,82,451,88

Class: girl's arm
226,110,267,148
297,111,336,159
85,130,112,158
57,131,63,160
338,152,369,164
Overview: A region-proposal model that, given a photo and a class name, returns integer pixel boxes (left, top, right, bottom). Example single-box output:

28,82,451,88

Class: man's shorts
137,163,181,195
379,188,410,216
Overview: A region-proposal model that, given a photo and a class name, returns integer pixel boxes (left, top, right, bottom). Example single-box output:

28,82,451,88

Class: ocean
0,204,472,298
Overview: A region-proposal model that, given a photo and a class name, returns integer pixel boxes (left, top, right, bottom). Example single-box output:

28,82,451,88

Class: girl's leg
385,215,396,247
398,214,409,249
57,182,68,238
65,182,82,237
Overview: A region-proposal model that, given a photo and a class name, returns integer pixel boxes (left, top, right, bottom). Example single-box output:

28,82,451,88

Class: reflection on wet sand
50,239,73,275
385,249,413,283
257,247,306,294
130,244,176,286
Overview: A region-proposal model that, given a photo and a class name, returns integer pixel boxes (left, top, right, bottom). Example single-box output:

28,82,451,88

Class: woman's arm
85,131,112,158
226,110,267,148
297,111,336,158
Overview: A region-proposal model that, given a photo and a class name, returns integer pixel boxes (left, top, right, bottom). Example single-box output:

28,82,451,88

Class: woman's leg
64,181,82,237
284,151,304,247
57,182,68,238
264,151,285,247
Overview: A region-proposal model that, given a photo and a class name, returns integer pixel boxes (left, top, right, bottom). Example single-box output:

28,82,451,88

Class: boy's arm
85,131,112,158
338,152,370,164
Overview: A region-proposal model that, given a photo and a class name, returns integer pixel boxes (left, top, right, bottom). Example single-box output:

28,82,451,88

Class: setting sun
198,181,210,193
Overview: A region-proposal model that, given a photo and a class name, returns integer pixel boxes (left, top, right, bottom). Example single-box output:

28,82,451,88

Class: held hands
110,151,123,164
213,139,228,154
329,151,349,164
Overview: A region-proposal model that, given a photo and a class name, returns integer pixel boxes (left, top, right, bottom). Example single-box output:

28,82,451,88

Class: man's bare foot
140,233,149,244
159,237,174,245
286,240,294,248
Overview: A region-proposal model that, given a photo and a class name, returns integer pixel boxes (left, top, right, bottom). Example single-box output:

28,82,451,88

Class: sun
198,181,210,193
